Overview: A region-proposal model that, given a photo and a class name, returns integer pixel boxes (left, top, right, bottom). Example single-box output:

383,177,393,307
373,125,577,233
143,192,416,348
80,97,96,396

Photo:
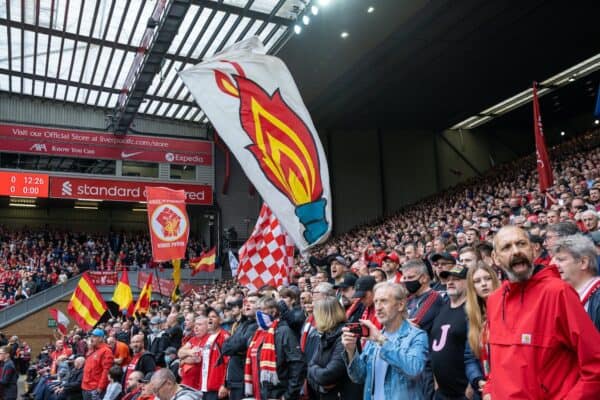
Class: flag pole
153,263,163,298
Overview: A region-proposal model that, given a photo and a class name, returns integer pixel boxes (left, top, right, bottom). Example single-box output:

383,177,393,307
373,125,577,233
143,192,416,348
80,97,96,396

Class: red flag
189,247,216,275
49,308,69,335
237,204,295,291
533,82,554,192
134,273,153,315
146,187,190,262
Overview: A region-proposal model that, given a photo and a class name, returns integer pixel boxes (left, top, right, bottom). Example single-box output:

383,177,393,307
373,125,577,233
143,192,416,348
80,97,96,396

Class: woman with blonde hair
307,296,361,400
465,261,500,395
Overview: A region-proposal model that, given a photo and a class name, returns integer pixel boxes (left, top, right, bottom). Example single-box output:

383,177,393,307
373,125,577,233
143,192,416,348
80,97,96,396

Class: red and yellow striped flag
190,247,216,275
67,272,108,330
134,273,153,315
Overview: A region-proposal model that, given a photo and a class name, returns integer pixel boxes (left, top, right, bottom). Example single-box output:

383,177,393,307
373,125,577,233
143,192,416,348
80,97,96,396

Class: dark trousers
228,387,244,400
433,391,467,400
202,392,218,400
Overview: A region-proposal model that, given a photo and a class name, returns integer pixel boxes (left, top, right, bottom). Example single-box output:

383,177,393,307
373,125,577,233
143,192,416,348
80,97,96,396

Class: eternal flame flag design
146,186,189,262
179,37,332,251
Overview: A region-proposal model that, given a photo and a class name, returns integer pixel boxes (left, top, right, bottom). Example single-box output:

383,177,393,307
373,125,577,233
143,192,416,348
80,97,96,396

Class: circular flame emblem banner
150,204,188,242
145,186,189,262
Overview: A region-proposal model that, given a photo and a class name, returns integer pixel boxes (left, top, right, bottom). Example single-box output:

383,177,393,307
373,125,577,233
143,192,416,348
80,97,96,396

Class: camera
346,322,369,337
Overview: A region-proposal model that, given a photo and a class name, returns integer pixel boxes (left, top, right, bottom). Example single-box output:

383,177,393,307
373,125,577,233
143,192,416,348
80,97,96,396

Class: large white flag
179,37,332,251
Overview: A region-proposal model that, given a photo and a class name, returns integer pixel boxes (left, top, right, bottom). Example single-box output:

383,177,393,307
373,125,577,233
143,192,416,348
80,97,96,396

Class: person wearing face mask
163,347,181,383
402,260,444,336
402,260,445,400
124,334,156,385
244,297,306,400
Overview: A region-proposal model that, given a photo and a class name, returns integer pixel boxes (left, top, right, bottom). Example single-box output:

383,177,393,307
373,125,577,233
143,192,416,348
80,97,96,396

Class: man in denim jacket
341,282,429,400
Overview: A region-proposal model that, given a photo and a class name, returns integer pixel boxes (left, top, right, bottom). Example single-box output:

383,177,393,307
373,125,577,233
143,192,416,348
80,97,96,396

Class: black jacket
255,320,306,400
587,288,600,331
221,317,258,389
62,366,84,400
0,358,17,400
278,301,306,339
307,325,362,400
134,351,156,376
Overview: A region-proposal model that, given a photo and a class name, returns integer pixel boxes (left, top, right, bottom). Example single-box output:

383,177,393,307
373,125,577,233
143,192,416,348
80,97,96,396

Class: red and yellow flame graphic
214,68,323,206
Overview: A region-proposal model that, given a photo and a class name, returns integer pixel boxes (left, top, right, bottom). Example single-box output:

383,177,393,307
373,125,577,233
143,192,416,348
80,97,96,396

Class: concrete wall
3,297,70,356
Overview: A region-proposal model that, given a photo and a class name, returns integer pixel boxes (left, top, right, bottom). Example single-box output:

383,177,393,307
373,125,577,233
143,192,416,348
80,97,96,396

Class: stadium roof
0,0,307,130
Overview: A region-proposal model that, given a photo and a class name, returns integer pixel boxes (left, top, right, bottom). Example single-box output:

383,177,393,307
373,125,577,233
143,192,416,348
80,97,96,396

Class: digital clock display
0,172,49,198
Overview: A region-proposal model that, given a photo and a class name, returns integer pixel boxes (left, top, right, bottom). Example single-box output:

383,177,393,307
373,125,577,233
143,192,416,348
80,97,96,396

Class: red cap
383,252,400,263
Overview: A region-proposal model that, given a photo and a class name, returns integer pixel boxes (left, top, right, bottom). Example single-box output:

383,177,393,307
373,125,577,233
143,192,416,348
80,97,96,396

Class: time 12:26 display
0,171,49,197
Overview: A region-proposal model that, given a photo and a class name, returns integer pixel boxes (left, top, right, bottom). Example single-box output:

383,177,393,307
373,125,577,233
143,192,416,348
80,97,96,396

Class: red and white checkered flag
237,203,295,291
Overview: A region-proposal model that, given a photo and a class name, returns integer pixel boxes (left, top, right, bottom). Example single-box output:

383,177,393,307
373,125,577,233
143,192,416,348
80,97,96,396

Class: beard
505,253,534,282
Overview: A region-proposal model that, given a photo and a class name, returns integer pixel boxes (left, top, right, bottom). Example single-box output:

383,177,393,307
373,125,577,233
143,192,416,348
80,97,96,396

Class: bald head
492,226,534,282
126,370,144,391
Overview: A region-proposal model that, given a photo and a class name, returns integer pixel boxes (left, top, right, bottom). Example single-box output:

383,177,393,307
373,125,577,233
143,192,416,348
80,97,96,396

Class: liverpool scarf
244,319,279,397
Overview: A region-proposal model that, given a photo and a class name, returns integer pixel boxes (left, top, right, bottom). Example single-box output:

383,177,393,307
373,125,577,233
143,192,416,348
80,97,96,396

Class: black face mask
404,279,422,294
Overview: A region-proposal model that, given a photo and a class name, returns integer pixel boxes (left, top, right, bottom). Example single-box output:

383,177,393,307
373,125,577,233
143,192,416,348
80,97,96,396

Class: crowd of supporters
2,131,600,400
0,229,207,305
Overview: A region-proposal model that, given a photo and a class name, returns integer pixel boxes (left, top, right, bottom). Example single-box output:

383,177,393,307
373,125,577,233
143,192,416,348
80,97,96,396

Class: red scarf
245,319,279,399
300,315,315,352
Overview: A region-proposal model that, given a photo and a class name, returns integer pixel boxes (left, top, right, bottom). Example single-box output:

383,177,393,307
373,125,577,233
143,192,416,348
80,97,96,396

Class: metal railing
0,268,223,329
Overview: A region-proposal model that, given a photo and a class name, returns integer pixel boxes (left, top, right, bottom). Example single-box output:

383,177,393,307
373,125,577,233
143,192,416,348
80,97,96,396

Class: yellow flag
171,259,181,302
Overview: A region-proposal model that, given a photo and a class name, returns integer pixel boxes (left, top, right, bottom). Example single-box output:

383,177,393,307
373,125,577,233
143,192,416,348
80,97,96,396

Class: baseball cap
327,253,349,267
333,273,358,289
352,276,376,298
383,252,400,263
141,372,153,383
90,328,105,337
439,265,468,279
430,252,456,264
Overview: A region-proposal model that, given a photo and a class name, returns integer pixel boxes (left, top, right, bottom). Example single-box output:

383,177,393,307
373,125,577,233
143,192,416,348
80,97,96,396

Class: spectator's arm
559,287,600,398
464,339,485,390
379,329,428,378
343,342,368,385
221,323,257,356
97,349,114,391
307,337,346,387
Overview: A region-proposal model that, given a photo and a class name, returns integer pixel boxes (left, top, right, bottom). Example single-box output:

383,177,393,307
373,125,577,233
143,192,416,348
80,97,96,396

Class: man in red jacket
82,328,115,400
484,226,600,399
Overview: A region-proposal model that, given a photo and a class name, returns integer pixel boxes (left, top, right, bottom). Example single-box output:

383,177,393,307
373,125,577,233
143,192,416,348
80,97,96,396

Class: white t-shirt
373,331,391,400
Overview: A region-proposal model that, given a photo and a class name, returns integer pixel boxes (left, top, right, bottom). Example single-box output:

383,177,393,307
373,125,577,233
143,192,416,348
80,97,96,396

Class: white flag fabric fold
228,250,240,278
237,203,294,291
179,37,331,251
49,308,69,335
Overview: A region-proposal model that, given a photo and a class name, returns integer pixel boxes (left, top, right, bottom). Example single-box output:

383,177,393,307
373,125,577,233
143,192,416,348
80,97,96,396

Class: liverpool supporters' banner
237,203,294,291
532,82,554,192
88,271,118,286
49,176,212,205
146,187,190,262
67,272,108,330
137,271,197,297
179,37,331,251
0,123,212,165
